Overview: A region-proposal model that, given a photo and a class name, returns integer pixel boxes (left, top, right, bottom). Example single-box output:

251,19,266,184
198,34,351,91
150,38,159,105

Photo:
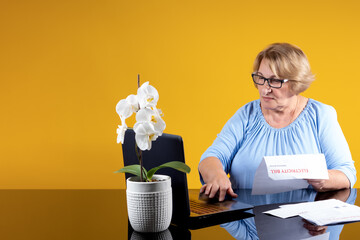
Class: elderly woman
199,43,356,201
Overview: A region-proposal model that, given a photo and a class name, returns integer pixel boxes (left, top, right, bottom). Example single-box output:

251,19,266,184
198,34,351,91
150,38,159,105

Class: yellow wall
1,0,360,189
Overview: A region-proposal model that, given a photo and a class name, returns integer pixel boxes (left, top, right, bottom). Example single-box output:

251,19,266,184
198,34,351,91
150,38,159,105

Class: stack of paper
264,199,360,226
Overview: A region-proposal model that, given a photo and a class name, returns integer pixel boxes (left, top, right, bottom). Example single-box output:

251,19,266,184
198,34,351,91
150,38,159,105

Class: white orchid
115,81,164,149
137,81,159,109
116,94,139,119
116,94,140,143
126,94,140,112
115,79,190,182
116,123,127,144
116,99,132,119
133,121,158,150
136,107,166,135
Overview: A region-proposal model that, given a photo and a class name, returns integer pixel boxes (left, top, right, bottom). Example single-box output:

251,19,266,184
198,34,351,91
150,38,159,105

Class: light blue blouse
200,99,356,188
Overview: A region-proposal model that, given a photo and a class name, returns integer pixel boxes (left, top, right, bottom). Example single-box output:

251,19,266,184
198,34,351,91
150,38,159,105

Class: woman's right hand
198,157,238,201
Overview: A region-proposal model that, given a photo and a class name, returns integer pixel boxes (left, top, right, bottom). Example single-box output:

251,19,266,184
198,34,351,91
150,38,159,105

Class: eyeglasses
251,73,289,89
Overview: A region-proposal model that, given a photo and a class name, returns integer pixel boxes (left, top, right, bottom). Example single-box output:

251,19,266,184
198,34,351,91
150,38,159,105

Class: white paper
264,199,360,226
252,154,329,195
264,199,345,219
300,203,360,226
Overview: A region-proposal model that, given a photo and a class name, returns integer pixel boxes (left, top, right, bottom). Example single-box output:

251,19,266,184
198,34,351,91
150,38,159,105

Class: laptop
122,129,254,229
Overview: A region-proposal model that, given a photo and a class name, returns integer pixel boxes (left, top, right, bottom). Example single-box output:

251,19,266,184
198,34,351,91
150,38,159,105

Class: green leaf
114,164,141,177
115,165,148,181
147,161,191,180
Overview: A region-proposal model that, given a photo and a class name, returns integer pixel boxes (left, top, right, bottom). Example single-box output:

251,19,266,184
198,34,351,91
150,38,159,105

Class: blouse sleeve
200,104,251,174
317,104,357,187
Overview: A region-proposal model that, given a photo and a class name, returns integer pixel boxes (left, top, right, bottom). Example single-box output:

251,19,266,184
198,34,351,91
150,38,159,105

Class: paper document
300,203,360,226
252,154,329,195
264,199,345,219
264,199,360,226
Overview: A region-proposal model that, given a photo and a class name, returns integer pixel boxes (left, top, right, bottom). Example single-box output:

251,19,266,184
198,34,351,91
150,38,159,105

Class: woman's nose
261,85,272,94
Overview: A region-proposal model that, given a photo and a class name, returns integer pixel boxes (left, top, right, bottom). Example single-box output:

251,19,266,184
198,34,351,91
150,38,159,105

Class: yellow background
1,0,360,189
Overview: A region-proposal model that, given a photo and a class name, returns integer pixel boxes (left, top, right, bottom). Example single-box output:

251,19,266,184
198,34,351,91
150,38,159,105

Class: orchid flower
126,94,139,112
116,122,127,144
116,94,139,120
136,107,166,135
137,82,159,109
133,121,158,151
115,94,139,144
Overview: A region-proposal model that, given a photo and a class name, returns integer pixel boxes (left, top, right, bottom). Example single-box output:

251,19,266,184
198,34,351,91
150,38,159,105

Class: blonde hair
253,43,315,94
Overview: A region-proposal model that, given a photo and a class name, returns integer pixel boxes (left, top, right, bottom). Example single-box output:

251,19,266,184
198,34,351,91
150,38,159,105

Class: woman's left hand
307,179,327,192
306,170,351,192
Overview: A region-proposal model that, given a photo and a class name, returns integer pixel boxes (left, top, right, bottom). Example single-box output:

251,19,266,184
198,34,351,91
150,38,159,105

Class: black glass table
0,188,359,239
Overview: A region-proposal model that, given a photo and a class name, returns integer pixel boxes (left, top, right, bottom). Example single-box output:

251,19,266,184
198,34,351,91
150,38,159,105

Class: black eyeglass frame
251,73,289,89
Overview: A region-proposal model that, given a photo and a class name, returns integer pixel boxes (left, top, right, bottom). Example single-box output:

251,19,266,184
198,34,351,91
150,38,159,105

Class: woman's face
256,59,296,111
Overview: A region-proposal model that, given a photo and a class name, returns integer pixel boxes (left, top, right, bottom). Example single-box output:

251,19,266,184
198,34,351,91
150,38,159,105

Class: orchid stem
135,142,144,182
135,74,144,181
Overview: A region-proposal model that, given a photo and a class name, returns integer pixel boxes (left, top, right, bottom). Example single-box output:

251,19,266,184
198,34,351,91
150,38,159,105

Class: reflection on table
221,188,356,240
0,188,359,240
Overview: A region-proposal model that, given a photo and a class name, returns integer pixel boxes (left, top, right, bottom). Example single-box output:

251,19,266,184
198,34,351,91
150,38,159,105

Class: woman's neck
261,95,307,128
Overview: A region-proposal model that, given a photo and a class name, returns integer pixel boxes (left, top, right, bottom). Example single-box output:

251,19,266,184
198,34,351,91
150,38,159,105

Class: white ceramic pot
126,174,172,233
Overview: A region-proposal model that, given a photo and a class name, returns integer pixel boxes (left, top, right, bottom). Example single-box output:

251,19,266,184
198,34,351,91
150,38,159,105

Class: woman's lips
262,96,273,101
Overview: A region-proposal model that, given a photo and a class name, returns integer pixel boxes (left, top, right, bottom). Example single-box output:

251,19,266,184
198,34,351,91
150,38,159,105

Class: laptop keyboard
189,199,228,215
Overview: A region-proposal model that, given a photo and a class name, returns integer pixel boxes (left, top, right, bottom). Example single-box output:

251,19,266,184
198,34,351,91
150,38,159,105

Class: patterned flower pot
126,174,172,232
